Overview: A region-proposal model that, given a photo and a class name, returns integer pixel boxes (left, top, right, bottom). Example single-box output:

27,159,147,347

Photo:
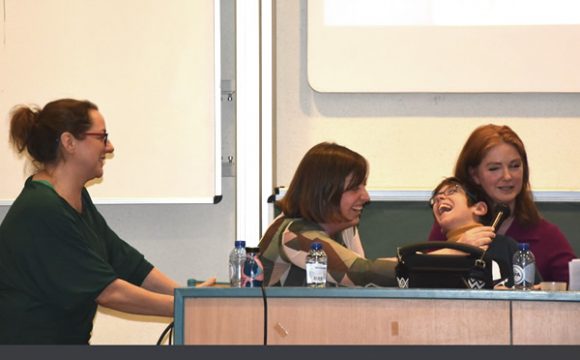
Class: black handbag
395,242,493,289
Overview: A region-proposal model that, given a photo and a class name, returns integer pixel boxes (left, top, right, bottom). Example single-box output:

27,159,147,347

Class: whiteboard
0,0,221,204
307,0,580,93
269,0,580,207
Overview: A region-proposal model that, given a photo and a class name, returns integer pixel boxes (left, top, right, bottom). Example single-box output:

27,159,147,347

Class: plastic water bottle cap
311,242,322,250
518,243,530,251
235,240,246,248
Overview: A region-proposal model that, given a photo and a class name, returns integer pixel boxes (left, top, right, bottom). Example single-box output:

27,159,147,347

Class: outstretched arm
96,268,216,317
96,278,174,317
140,267,181,295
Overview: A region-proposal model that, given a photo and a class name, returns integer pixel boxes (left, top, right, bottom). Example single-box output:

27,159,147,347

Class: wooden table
174,287,580,345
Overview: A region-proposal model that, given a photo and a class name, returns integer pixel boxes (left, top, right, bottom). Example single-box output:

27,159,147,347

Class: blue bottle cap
518,243,530,251
235,240,246,248
311,242,322,250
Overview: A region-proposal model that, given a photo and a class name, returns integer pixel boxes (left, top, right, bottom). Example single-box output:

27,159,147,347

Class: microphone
490,203,511,231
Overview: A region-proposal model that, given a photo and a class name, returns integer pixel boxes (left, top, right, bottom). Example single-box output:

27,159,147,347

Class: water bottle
228,240,246,287
306,242,327,288
241,247,264,287
513,243,535,290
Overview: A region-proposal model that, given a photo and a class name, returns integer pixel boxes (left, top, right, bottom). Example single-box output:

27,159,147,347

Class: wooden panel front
512,301,580,345
183,298,264,344
267,298,510,345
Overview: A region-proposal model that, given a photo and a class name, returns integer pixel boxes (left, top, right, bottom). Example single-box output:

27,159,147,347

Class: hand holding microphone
458,226,495,250
457,204,510,249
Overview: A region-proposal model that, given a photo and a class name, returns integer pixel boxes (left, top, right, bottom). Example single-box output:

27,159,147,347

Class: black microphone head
494,203,511,218
491,203,511,230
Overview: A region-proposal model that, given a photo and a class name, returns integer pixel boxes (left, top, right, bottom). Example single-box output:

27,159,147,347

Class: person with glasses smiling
428,124,576,283
0,98,215,344
428,177,541,288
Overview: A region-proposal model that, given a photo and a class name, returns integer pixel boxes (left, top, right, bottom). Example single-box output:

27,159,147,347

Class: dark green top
0,177,153,344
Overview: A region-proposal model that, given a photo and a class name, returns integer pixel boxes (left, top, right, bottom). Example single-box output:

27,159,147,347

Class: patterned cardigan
258,215,396,287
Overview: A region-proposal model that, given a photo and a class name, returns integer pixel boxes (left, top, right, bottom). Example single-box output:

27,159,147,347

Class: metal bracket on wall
221,79,235,102
222,155,235,177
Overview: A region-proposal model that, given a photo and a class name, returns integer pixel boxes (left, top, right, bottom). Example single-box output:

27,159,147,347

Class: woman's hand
457,226,495,250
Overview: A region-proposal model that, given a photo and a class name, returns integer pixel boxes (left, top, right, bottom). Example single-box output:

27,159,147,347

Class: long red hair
454,124,540,226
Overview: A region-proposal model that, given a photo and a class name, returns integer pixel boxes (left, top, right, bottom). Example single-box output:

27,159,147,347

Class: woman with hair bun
0,98,214,344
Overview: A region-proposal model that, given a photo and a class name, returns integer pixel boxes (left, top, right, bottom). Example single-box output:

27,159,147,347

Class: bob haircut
454,124,540,226
277,142,368,224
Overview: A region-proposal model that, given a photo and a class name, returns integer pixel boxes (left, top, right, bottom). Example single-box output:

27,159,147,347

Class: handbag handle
397,241,484,262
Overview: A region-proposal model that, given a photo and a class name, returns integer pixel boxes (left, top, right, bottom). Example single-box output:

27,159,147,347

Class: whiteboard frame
274,188,580,203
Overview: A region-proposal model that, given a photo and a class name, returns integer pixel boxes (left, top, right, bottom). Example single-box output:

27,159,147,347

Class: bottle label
523,263,535,283
229,249,246,287
513,263,535,287
306,263,327,285
229,263,243,287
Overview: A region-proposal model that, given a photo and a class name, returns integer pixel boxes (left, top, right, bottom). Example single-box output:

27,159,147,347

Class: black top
0,178,153,344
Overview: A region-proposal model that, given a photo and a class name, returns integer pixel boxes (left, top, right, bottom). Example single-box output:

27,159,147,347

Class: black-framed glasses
429,184,462,207
83,132,109,145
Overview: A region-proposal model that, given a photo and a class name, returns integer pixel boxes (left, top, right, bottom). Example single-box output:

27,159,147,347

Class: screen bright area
324,0,580,26
308,0,580,92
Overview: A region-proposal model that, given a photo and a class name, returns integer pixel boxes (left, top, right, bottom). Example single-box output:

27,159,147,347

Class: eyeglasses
429,184,462,207
83,132,109,145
